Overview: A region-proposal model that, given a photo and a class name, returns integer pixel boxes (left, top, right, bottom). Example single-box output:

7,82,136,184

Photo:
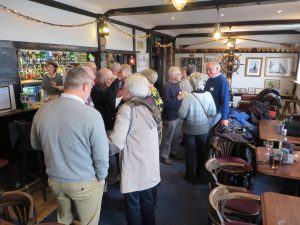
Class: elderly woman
140,69,163,113
179,72,216,183
109,73,161,225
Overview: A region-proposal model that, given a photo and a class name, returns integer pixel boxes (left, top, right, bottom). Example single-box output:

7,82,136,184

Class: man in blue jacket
204,61,230,127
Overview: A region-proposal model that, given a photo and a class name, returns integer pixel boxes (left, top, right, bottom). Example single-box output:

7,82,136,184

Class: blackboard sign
0,41,19,86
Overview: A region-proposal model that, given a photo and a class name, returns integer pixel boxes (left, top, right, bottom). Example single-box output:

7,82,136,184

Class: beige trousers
48,177,104,225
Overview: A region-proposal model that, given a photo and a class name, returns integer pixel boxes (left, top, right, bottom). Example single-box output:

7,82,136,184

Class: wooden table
261,192,300,225
259,119,300,144
256,147,300,181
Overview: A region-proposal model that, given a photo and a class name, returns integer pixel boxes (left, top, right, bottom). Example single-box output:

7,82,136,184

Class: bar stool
282,97,300,115
14,120,48,202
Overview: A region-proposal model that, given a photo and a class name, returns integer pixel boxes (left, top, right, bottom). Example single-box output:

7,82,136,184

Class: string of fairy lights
1,3,174,64
155,42,174,66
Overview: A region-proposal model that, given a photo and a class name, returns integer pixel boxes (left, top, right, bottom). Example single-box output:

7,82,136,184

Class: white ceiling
52,0,300,37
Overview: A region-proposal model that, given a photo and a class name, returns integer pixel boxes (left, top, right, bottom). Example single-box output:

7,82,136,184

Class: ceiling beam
153,19,300,30
105,0,300,16
176,30,300,38
28,0,174,40
28,0,98,18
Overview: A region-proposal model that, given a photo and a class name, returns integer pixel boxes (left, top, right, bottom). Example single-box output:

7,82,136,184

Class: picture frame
248,87,256,94
265,57,294,77
204,54,216,63
244,57,263,77
239,88,247,94
231,88,239,94
264,79,280,89
255,88,263,94
282,89,292,97
180,57,202,73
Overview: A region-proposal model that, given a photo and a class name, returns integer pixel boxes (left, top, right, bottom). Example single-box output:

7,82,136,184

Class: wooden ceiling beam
105,0,300,16
28,0,99,18
153,19,300,30
176,30,300,38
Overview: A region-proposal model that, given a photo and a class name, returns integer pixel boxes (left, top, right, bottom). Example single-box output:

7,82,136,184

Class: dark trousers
124,187,155,225
184,133,209,182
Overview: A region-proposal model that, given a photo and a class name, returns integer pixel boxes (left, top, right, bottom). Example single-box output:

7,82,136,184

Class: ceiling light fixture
99,22,109,37
213,6,222,40
172,0,187,11
277,9,282,14
226,37,236,48
171,16,175,20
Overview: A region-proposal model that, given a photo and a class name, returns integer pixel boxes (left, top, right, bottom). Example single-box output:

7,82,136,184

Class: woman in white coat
109,74,161,225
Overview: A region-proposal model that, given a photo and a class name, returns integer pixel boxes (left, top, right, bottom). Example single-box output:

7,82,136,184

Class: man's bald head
80,66,95,80
96,68,115,88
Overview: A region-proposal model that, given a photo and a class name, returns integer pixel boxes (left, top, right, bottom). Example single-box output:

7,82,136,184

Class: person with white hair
31,67,109,225
109,73,161,225
204,61,230,127
160,66,183,165
108,62,121,77
179,72,216,183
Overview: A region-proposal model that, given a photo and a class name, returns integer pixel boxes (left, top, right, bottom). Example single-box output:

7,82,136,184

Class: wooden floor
23,182,58,222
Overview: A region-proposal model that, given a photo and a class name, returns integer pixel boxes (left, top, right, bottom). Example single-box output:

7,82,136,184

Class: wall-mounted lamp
172,0,187,11
226,37,236,48
212,6,222,40
99,22,109,37
129,55,135,65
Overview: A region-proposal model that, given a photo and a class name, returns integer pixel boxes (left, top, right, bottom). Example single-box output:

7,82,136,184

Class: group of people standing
30,60,229,225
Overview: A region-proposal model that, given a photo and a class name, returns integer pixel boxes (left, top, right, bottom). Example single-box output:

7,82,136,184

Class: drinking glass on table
272,150,283,170
264,141,274,162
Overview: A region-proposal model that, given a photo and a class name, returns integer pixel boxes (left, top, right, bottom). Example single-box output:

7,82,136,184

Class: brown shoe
161,158,173,165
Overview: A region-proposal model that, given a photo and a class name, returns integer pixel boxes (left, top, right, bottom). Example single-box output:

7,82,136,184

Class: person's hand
50,82,57,88
221,119,229,127
177,91,187,100
98,179,105,184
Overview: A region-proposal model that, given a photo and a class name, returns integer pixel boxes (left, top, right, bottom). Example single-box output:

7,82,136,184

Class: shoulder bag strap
192,93,209,118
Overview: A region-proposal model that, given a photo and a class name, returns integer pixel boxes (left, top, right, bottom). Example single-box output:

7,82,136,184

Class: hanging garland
0,3,97,27
155,42,174,66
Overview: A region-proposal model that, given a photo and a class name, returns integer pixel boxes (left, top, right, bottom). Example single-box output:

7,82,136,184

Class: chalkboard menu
0,41,19,86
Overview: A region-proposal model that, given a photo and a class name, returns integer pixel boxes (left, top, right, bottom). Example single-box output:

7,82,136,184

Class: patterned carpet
42,159,284,225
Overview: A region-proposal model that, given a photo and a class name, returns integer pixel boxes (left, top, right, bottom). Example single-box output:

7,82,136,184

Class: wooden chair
0,191,37,225
206,159,261,223
282,97,300,115
212,137,254,189
14,120,47,202
209,185,259,225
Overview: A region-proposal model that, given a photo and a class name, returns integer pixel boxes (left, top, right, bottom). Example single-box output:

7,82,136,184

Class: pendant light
213,6,222,40
172,0,187,11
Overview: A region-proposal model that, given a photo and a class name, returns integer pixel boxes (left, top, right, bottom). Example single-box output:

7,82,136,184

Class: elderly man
108,62,121,77
31,67,109,225
204,61,230,127
85,61,97,80
160,66,183,165
91,68,121,131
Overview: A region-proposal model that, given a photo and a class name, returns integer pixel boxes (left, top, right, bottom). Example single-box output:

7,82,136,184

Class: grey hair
140,69,158,84
120,64,132,76
124,73,150,98
168,66,180,81
64,67,92,89
186,64,197,76
108,62,121,74
206,61,221,71
189,72,205,91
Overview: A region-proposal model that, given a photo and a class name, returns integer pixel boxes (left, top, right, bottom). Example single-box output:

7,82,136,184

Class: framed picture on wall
231,88,239,94
265,57,294,77
248,87,256,94
245,57,263,77
255,88,263,94
204,54,216,63
264,79,280,89
282,89,292,97
239,88,247,94
180,57,202,73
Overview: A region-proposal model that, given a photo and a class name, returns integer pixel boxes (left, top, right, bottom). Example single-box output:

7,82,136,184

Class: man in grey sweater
31,67,109,225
